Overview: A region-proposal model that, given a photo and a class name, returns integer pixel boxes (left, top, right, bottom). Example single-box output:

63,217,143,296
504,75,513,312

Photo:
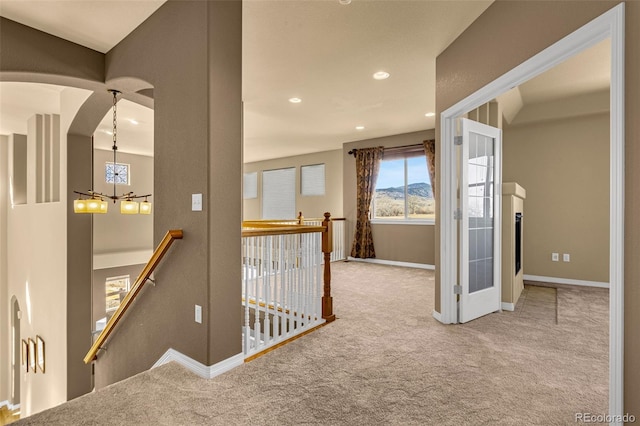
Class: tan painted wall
0,19,104,89
92,0,243,387
243,149,343,220
503,113,609,283
435,0,639,414
343,130,436,265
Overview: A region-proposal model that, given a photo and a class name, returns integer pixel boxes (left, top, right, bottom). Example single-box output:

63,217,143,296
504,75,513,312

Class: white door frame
438,3,624,418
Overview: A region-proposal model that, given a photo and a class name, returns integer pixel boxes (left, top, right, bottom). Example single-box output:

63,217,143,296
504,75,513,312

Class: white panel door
459,118,502,323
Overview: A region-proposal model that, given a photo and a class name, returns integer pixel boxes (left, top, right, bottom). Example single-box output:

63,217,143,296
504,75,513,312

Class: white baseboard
432,310,442,322
347,257,435,270
502,302,515,312
0,400,19,410
153,348,244,379
523,274,609,289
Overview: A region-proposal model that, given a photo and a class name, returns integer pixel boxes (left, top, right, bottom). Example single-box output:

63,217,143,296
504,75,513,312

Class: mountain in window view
375,182,433,199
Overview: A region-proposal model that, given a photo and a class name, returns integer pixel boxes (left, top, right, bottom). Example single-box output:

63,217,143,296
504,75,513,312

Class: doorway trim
439,3,624,418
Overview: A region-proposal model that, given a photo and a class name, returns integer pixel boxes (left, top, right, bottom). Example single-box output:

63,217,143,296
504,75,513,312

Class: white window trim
372,156,435,223
371,218,435,226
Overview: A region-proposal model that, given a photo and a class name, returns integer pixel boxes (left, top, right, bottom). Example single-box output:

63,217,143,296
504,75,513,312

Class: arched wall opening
0,69,155,407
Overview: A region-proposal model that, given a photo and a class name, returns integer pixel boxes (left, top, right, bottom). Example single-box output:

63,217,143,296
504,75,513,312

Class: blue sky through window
376,156,429,189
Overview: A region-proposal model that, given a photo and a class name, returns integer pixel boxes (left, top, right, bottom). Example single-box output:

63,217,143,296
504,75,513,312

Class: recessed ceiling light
289,97,302,103
355,126,365,130
128,119,139,125
373,71,390,80
339,0,352,5
424,112,435,117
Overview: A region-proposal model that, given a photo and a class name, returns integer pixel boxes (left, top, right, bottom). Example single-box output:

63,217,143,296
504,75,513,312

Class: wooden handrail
84,229,184,364
242,225,325,237
243,217,345,224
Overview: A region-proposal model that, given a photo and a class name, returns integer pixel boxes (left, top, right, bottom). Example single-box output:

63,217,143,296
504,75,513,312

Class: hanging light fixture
73,89,152,215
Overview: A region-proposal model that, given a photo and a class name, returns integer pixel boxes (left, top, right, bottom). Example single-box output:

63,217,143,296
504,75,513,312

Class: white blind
262,167,295,219
301,164,325,196
243,172,257,199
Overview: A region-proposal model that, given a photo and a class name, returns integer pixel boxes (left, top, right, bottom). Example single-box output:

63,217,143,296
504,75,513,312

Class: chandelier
73,90,152,215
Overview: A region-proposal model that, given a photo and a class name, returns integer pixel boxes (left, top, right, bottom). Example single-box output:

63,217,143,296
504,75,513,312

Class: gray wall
435,0,640,414
92,149,153,255
243,149,343,220
343,130,436,265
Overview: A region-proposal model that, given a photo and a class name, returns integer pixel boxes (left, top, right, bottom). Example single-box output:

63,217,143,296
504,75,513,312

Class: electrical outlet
195,305,202,323
192,193,203,211
552,253,559,262
563,253,570,262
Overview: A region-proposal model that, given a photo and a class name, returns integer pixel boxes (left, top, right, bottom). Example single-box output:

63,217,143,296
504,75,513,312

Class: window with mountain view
373,155,434,221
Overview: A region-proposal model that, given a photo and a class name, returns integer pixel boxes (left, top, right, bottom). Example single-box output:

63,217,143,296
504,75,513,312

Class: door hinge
454,208,462,220
454,285,462,295
454,136,463,146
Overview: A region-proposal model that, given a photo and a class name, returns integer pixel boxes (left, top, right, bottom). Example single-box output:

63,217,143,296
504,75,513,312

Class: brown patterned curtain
423,139,436,199
350,147,384,259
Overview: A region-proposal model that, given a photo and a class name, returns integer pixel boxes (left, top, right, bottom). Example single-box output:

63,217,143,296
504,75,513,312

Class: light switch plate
195,305,202,323
563,253,570,262
552,253,559,262
192,193,203,211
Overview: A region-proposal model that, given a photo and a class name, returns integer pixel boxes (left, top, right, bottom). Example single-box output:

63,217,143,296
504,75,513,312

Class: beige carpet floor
17,262,608,425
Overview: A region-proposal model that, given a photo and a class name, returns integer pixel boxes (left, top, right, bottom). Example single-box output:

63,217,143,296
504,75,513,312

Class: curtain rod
348,141,433,157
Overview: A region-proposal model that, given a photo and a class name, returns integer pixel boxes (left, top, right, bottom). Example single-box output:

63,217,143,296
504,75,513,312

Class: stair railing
241,212,335,357
243,214,346,261
84,229,183,364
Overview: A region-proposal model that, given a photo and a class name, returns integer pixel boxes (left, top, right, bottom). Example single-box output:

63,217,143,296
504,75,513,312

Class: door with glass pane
459,118,502,323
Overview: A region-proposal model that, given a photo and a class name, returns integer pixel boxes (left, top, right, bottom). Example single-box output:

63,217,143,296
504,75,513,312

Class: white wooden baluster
314,232,321,321
302,233,307,324
243,237,250,353
288,234,295,335
253,237,258,349
264,235,271,346
273,235,279,339
297,235,303,329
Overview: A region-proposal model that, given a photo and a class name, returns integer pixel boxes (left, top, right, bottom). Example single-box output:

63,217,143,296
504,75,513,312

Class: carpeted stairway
16,261,608,425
